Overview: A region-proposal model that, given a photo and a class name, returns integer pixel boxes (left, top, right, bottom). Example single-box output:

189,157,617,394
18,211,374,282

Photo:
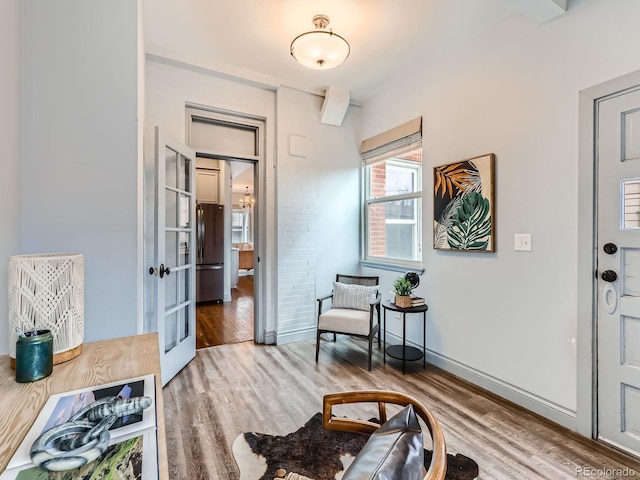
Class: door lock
603,243,618,255
601,270,618,282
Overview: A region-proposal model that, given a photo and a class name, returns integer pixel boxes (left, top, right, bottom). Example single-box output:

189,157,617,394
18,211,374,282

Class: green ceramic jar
15,330,53,383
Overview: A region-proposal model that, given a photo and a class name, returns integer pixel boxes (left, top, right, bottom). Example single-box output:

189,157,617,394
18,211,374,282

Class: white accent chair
315,274,381,371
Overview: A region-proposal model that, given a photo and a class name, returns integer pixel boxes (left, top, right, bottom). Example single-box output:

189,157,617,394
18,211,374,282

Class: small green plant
392,276,413,296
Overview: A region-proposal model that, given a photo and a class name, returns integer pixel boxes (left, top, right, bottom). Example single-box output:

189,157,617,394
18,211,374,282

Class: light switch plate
514,233,532,251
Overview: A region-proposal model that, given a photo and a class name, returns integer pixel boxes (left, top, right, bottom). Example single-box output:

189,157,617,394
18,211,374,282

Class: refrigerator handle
197,204,203,264
200,207,207,262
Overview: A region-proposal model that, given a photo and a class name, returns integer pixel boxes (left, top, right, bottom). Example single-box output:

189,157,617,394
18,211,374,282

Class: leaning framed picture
433,153,495,252
6,374,157,471
0,428,158,480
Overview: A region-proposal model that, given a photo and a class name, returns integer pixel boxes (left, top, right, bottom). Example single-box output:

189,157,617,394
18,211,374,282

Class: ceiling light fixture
239,187,255,213
290,14,350,70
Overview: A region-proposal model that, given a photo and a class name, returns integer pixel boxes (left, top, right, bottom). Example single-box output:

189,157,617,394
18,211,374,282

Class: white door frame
185,105,267,344
577,69,640,439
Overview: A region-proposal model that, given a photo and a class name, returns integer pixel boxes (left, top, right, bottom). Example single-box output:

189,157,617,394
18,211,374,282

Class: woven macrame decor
8,253,85,367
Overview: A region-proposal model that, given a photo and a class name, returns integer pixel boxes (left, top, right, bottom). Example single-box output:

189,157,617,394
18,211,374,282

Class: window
364,148,422,266
361,117,423,269
232,210,252,243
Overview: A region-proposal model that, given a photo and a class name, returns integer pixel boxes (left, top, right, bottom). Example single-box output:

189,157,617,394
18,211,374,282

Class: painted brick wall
277,187,318,334
275,88,361,343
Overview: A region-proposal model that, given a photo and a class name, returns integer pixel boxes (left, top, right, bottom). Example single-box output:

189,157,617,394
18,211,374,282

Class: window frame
362,146,424,271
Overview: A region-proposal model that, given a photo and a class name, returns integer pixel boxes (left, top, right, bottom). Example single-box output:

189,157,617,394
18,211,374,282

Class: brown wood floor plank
196,275,254,348
164,336,640,480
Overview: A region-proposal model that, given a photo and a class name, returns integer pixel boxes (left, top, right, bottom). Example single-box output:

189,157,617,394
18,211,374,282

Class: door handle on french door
601,270,618,282
149,265,170,278
159,264,171,278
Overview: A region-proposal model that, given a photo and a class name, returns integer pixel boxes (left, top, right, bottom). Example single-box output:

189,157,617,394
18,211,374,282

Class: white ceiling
142,0,569,102
230,161,254,191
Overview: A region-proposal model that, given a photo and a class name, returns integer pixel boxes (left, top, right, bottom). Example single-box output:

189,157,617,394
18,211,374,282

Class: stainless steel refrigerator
196,203,224,303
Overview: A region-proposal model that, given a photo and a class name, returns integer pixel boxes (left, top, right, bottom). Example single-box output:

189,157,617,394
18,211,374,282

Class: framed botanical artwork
433,153,495,252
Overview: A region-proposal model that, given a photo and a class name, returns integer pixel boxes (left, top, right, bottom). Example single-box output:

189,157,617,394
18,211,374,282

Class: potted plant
392,276,414,308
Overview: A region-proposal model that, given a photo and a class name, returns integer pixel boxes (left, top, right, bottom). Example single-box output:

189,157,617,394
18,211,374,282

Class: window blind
360,116,422,165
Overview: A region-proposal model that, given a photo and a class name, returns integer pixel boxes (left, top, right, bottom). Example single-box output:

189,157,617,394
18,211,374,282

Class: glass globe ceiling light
290,14,350,70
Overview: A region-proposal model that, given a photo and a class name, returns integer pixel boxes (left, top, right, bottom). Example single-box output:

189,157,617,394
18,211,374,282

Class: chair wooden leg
368,336,373,371
315,330,321,363
333,333,336,342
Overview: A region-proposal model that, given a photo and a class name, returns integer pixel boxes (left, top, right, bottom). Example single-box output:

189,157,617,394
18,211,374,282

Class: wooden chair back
323,390,447,480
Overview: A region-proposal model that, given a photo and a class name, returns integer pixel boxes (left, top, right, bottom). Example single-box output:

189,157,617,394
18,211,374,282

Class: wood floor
164,336,640,480
196,275,254,348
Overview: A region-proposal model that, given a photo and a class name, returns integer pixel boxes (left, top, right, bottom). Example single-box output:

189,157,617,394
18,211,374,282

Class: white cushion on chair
332,282,378,311
318,308,372,336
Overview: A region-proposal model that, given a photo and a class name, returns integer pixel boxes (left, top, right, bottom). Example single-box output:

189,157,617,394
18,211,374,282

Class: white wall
20,0,141,343
275,88,361,343
0,0,21,355
360,0,640,428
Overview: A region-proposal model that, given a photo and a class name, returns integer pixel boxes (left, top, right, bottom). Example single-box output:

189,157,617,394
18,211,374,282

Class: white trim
264,329,277,345
276,326,316,345
363,147,424,267
185,106,268,345
136,0,144,335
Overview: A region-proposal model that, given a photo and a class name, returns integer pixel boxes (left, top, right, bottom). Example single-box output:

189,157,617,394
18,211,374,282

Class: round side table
381,299,428,375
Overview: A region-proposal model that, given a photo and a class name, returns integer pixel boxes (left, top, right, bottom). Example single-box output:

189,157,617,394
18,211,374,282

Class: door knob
159,264,171,278
601,270,618,282
603,243,618,254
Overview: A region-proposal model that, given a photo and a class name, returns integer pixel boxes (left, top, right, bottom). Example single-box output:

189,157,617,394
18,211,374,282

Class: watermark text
575,466,636,477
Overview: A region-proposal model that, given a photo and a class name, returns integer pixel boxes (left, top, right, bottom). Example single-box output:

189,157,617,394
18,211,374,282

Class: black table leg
423,311,426,369
383,307,386,364
402,312,406,375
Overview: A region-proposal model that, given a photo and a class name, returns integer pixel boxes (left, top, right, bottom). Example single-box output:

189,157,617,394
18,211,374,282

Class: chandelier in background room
290,14,350,70
239,186,255,213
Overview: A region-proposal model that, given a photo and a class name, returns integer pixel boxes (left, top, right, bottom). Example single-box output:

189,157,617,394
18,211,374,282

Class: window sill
360,260,424,274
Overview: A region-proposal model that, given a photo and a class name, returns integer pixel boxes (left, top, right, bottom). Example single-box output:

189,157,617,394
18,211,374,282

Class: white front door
153,127,197,386
597,87,640,455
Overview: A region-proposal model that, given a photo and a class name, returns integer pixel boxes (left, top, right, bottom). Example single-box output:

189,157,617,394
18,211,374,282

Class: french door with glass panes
152,127,196,386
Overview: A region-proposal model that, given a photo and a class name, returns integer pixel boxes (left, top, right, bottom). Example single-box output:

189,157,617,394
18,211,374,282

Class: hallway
196,275,254,348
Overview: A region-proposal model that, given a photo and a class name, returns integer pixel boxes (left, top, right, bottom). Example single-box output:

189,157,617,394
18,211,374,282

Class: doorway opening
196,159,256,348
186,105,265,349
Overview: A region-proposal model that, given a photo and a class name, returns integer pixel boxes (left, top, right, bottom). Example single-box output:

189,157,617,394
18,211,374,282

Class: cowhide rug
232,412,479,480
